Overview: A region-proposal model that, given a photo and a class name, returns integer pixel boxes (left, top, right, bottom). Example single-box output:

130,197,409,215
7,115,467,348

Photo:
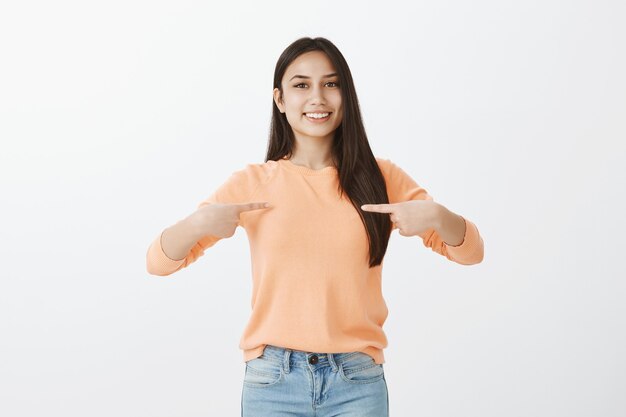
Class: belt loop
328,353,339,372
283,348,291,374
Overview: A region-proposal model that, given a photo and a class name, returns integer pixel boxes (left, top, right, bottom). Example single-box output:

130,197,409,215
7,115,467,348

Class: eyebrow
289,73,338,81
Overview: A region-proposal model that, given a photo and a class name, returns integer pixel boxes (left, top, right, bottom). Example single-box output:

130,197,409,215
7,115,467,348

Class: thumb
235,201,271,212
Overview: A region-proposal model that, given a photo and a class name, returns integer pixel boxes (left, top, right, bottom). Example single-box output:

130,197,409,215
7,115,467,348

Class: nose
308,85,326,105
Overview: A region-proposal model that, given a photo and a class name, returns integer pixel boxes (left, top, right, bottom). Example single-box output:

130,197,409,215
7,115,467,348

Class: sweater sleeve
376,157,484,265
146,164,260,276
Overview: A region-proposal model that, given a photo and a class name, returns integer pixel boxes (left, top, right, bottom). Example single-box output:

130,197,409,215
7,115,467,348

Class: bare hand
190,201,271,238
360,200,440,237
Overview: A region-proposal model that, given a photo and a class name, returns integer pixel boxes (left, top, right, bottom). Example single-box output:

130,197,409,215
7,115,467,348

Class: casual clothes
146,156,484,364
240,344,389,416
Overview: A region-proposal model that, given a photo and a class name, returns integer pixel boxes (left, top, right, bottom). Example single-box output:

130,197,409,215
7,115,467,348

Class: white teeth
305,112,330,119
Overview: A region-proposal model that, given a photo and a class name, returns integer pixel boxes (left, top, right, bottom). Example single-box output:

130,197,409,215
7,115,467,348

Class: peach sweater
146,156,484,364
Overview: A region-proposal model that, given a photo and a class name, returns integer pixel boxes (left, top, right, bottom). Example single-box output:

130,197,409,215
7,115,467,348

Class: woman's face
273,50,343,142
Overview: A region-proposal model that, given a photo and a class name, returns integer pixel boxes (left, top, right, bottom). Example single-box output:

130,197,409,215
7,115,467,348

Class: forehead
283,51,336,79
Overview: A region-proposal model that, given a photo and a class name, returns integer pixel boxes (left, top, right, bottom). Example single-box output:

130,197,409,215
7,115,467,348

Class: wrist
183,212,210,240
432,202,446,231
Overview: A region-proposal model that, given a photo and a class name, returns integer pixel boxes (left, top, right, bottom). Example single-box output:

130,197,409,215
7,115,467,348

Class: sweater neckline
279,156,337,176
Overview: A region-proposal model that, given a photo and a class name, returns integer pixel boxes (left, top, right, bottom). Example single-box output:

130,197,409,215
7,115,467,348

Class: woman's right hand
188,201,271,238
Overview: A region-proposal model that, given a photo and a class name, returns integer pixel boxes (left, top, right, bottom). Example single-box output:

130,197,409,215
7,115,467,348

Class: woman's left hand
360,200,441,237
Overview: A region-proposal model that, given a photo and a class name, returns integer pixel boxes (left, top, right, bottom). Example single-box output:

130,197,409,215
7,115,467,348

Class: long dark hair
265,36,392,267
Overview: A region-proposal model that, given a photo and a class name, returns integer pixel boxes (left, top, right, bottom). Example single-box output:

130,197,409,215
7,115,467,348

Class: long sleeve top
146,156,484,364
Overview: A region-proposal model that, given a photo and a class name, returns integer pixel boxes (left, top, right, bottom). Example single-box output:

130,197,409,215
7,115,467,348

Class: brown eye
294,82,340,88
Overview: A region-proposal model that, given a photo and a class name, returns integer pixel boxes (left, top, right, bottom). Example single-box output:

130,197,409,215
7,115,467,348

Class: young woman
147,36,484,417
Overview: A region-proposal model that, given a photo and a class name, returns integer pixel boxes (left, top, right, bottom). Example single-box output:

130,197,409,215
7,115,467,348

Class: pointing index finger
237,202,271,212
361,203,394,213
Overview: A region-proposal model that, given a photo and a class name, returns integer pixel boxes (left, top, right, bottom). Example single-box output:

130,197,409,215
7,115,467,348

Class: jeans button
308,354,318,364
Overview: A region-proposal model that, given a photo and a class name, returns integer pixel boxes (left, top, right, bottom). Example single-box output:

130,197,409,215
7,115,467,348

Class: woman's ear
273,87,285,113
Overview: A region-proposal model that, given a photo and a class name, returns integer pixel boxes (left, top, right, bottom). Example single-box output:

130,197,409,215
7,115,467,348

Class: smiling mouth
303,112,332,121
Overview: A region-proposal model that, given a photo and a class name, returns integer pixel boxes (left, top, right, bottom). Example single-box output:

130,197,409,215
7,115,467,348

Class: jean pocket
338,352,384,384
243,355,283,388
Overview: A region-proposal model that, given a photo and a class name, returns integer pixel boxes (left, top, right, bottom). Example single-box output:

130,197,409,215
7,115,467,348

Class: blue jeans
241,344,389,416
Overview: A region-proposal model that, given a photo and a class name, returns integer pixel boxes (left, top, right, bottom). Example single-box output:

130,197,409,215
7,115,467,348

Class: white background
1,0,625,416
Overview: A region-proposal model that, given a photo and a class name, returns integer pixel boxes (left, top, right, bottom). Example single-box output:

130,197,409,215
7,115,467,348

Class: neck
289,133,335,169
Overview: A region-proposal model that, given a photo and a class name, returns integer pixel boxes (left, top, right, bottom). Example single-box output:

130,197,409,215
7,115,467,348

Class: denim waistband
258,344,370,374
